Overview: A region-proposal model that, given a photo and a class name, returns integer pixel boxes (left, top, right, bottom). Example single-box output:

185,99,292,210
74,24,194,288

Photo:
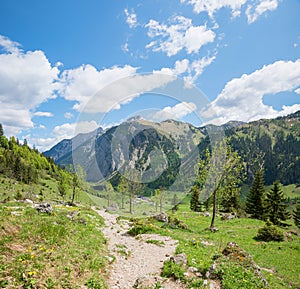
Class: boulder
221,213,237,221
170,253,188,266
35,203,53,214
153,212,169,223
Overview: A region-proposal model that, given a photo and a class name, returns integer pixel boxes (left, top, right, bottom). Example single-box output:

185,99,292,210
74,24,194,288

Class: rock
221,213,237,221
36,203,53,214
153,212,169,223
218,242,268,287
133,276,164,288
206,263,218,279
25,199,33,204
66,210,79,220
108,203,119,212
170,253,187,266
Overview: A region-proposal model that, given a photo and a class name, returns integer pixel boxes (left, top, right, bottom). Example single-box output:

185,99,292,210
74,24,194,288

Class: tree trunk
71,188,76,205
210,189,217,231
129,192,133,214
121,193,125,209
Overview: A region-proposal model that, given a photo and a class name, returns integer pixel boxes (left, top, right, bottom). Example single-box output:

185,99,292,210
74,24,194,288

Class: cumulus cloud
153,102,197,121
34,111,54,117
246,0,278,23
295,88,300,94
125,8,138,28
82,73,176,114
146,16,215,57
0,35,22,54
0,35,60,135
31,120,99,152
59,64,138,111
202,59,300,124
180,0,247,18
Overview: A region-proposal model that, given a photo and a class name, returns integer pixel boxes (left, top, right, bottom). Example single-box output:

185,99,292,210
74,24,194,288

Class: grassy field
126,196,300,289
0,203,108,288
1,174,299,289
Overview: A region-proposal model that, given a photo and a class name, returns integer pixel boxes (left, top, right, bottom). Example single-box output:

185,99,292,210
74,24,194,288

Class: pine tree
293,202,300,229
190,185,202,212
265,182,290,226
0,123,4,137
246,169,265,220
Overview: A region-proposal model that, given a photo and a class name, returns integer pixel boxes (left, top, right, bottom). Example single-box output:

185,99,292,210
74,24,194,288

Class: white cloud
30,120,99,152
0,35,60,135
181,0,279,23
34,111,53,117
59,64,138,111
82,73,176,114
146,16,215,57
153,102,197,121
125,8,138,28
154,55,216,86
246,0,278,24
121,42,129,53
53,121,98,138
183,55,216,87
295,88,300,94
64,112,74,119
181,0,247,18
0,35,21,54
202,59,300,124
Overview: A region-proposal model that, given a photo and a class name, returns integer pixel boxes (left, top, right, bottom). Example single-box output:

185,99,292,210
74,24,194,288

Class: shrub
161,260,185,280
255,221,284,242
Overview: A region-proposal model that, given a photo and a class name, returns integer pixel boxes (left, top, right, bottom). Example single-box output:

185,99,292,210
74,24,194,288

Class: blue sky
0,0,299,151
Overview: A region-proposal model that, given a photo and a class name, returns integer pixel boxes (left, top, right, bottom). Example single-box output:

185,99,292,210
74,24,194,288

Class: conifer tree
293,202,300,229
246,169,265,220
265,182,290,226
190,185,203,212
0,123,4,137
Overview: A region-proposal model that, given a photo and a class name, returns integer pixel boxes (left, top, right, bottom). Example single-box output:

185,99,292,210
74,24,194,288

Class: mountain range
44,111,300,189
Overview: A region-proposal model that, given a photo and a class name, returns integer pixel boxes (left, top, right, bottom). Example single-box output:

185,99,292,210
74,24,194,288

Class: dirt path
96,210,186,289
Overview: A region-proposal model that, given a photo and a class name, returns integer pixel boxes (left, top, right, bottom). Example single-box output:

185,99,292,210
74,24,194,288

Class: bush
161,260,185,280
255,221,284,242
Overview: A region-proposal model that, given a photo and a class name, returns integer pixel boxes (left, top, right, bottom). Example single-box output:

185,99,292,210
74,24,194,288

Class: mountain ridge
44,110,300,187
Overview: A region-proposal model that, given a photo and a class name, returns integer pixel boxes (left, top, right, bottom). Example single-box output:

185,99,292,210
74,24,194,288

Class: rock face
44,119,202,186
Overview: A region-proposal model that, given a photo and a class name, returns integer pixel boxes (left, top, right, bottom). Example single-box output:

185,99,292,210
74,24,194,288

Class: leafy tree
265,182,290,226
71,174,80,205
172,193,179,212
246,169,266,220
117,175,129,209
154,188,167,213
105,181,115,207
58,173,68,201
209,144,244,230
293,202,300,229
190,149,210,213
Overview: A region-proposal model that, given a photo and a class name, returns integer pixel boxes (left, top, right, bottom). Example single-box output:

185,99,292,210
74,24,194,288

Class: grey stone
36,203,53,214
153,212,169,223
